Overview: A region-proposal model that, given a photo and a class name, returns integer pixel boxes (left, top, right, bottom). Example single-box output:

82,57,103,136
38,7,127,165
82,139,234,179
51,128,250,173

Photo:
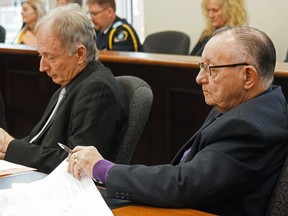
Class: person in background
56,0,82,6
284,50,288,62
190,0,248,56
16,0,46,46
0,4,128,174
0,25,6,43
86,0,142,52
0,94,6,130
67,26,288,216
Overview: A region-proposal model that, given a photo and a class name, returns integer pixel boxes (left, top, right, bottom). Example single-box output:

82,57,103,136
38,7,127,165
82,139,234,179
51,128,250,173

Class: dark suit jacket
5,61,128,173
0,93,6,129
106,86,288,216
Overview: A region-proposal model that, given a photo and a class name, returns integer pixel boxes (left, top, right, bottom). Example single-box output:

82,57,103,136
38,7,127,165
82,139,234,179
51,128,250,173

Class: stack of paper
0,160,36,177
0,160,113,216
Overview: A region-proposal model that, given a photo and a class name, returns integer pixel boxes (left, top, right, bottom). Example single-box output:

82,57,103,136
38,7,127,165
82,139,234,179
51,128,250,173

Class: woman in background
190,0,248,56
56,0,82,6
17,0,46,46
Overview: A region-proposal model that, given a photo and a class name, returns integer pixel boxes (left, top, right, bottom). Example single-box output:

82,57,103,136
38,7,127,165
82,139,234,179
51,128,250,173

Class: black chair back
143,31,190,55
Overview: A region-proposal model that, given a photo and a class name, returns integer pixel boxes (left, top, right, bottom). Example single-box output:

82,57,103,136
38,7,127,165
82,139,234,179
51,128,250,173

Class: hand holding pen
59,143,104,180
58,142,79,163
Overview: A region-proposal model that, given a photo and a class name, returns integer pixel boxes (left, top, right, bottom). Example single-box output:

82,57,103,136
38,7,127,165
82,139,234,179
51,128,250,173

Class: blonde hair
21,0,46,33
200,0,248,40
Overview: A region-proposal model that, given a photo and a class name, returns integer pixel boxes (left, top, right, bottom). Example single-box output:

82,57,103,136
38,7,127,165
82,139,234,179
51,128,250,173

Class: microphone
12,22,25,44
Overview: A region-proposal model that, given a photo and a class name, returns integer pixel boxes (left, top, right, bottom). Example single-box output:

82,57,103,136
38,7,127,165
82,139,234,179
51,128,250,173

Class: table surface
112,205,216,216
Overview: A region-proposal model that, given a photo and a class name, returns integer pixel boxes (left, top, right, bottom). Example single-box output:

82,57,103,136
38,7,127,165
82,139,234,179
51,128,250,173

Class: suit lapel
171,112,222,165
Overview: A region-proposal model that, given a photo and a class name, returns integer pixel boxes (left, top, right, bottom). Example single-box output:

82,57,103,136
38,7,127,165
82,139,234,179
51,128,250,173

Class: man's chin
204,98,214,107
51,77,60,85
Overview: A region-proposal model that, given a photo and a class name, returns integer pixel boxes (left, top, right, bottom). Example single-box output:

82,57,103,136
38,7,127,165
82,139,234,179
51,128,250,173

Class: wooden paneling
0,44,58,138
1,44,288,165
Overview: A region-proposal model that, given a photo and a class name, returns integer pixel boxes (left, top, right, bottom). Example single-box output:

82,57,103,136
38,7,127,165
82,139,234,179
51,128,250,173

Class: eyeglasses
87,8,108,17
199,62,249,78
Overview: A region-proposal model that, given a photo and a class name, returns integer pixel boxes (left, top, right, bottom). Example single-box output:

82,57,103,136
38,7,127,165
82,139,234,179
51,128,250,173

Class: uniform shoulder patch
114,30,129,42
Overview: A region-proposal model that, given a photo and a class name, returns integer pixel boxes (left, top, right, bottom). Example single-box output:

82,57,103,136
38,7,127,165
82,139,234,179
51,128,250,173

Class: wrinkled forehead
36,29,64,54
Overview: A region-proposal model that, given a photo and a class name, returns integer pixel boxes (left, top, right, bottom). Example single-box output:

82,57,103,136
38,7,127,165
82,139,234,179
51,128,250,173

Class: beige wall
48,0,288,60
143,0,288,61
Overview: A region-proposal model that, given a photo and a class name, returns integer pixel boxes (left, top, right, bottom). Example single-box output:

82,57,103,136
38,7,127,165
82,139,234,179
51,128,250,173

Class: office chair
265,153,288,216
143,31,190,55
0,25,6,43
114,76,153,164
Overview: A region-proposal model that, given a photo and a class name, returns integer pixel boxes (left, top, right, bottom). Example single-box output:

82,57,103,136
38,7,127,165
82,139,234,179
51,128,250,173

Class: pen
58,142,73,154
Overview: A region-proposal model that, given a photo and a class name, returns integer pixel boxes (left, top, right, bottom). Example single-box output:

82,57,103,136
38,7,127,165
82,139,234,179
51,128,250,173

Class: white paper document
0,160,36,176
0,160,113,216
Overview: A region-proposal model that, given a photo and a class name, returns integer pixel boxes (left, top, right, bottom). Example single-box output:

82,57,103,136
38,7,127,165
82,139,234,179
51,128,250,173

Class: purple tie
180,148,191,163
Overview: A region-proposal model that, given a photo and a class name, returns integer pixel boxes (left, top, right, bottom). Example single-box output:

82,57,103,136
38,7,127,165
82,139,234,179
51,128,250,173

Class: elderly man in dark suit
67,26,288,216
0,4,128,174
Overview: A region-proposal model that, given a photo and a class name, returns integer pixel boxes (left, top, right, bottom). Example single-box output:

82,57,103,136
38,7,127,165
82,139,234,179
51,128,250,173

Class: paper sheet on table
0,160,113,216
0,160,36,177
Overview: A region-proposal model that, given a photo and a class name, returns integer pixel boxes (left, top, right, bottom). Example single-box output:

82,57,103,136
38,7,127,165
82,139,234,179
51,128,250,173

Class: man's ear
107,7,114,17
76,45,86,64
243,66,257,89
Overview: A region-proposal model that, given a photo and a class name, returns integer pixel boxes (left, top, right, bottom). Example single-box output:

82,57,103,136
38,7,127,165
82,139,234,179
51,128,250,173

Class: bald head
211,26,276,85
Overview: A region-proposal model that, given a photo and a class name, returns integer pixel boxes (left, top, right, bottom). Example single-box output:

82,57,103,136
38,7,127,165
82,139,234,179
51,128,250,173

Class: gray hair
213,26,276,85
35,3,98,62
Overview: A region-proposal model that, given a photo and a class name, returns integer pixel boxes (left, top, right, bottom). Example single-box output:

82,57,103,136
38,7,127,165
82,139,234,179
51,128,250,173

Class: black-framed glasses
199,62,249,77
87,8,108,17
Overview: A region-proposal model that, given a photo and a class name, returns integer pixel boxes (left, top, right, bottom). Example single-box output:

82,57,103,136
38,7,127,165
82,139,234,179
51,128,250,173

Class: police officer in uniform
87,0,142,52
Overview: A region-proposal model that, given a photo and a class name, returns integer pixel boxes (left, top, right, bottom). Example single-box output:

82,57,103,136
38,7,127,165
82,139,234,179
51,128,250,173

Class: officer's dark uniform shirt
96,16,142,52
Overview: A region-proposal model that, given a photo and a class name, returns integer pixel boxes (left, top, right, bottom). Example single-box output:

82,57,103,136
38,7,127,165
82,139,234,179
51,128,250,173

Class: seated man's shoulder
108,17,142,51
112,18,136,37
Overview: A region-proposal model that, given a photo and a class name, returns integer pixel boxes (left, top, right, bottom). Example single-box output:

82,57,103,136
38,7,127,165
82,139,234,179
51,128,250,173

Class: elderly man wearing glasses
67,26,288,216
86,0,142,52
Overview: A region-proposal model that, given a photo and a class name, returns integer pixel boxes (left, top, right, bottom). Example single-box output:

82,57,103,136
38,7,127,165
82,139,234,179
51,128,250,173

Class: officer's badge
114,30,128,42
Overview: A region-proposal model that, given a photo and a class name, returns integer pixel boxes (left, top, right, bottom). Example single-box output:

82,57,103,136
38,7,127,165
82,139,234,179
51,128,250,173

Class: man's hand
67,146,103,180
0,128,14,159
